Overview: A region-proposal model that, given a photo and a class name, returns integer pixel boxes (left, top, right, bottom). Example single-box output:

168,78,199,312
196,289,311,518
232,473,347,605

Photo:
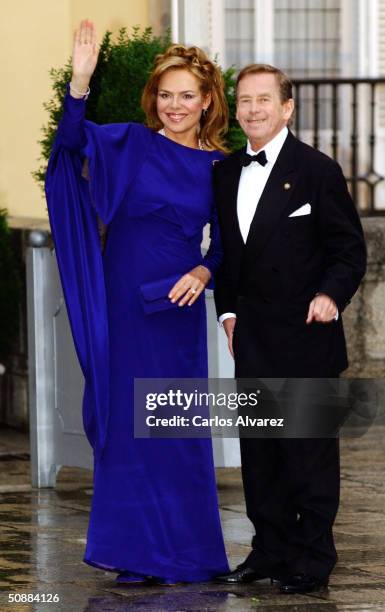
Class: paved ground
0,424,385,611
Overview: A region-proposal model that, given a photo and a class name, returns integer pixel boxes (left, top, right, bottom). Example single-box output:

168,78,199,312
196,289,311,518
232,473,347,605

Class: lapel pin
284,182,291,190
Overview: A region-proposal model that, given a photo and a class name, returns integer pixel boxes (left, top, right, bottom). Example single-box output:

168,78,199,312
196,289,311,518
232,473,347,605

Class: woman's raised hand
70,19,99,96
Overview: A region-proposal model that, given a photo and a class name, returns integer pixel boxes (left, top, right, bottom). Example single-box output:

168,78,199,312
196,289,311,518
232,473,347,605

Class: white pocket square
289,203,311,217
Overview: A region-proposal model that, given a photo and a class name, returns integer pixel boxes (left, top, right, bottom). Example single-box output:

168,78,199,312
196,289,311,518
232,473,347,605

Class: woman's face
156,69,211,137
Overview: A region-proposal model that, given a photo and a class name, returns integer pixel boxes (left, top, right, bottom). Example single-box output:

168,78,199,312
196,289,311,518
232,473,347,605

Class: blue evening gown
45,89,229,582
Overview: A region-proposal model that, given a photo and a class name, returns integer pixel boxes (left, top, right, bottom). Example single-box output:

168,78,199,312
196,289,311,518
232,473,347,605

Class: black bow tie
241,150,268,167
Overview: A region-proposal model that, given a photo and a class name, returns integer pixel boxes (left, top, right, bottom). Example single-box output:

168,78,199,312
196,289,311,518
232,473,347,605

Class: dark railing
291,78,385,215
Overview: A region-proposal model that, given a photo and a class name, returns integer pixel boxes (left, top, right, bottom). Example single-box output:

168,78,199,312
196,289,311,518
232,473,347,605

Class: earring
202,108,208,118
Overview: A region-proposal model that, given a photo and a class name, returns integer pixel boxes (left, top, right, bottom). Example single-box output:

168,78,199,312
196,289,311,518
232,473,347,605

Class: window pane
273,0,341,77
225,0,253,9
226,39,254,68
274,10,287,38
274,40,287,68
290,11,307,39
224,1,255,68
308,11,326,40
325,11,340,39
275,0,288,8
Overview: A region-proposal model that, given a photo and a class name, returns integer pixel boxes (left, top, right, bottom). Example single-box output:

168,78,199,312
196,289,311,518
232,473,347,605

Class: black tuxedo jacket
213,131,367,376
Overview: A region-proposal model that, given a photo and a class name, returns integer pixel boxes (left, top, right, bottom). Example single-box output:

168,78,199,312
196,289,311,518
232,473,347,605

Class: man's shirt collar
246,126,288,165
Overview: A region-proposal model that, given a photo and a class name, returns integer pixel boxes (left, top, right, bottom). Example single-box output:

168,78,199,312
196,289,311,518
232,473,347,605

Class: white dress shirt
237,127,288,243
219,127,288,325
218,126,338,325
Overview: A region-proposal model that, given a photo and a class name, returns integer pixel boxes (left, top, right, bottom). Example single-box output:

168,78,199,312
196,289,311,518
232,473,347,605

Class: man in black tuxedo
213,64,366,594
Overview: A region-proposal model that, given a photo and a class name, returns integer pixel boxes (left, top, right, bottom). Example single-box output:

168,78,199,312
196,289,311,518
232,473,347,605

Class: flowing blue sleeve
45,90,151,458
203,202,223,290
56,89,151,223
202,154,224,289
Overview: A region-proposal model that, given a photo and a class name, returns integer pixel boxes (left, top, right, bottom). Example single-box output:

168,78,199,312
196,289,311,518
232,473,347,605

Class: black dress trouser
233,301,341,580
239,436,339,580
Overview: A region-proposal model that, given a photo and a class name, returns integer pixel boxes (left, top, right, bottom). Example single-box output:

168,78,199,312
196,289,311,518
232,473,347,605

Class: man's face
236,72,294,150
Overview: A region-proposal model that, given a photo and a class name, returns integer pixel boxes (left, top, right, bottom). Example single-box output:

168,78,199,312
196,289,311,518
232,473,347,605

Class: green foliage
0,209,21,360
95,27,171,124
222,66,246,151
33,27,245,188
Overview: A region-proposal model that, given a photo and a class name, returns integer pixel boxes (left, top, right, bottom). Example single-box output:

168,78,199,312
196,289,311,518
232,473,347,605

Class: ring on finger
190,287,197,294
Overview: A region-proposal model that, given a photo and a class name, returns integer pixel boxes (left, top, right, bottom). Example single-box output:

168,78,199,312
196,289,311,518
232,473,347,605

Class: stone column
344,217,385,377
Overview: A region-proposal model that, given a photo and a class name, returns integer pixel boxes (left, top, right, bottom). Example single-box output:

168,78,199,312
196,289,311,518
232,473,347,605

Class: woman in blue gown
45,20,229,583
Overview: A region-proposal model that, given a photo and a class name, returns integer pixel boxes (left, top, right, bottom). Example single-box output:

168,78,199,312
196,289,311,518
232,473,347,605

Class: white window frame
208,0,358,74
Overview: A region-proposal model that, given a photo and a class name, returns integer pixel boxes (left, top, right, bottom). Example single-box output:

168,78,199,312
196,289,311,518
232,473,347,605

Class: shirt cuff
219,312,237,326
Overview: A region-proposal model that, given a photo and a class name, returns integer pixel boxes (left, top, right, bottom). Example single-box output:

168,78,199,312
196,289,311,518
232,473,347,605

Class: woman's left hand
168,265,211,307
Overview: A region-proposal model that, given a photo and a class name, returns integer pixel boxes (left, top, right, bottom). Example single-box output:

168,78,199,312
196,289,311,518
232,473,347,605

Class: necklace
158,128,204,151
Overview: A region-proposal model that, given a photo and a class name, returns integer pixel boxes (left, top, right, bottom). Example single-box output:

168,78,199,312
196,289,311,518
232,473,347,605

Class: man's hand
223,317,237,358
306,293,337,324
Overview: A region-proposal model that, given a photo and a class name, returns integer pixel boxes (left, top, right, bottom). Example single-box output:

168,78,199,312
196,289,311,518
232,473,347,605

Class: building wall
0,0,149,224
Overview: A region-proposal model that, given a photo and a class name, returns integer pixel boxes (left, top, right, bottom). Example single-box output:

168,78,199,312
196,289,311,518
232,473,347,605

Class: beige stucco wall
0,0,149,225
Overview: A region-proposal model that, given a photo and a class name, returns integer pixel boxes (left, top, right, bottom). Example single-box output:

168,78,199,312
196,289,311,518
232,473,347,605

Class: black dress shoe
279,573,329,594
214,565,270,584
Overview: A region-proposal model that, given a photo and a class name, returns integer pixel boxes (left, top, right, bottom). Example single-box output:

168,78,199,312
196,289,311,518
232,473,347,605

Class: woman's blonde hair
141,44,229,153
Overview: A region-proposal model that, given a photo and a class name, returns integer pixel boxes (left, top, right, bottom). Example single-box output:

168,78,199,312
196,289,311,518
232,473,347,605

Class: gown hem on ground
83,556,228,582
